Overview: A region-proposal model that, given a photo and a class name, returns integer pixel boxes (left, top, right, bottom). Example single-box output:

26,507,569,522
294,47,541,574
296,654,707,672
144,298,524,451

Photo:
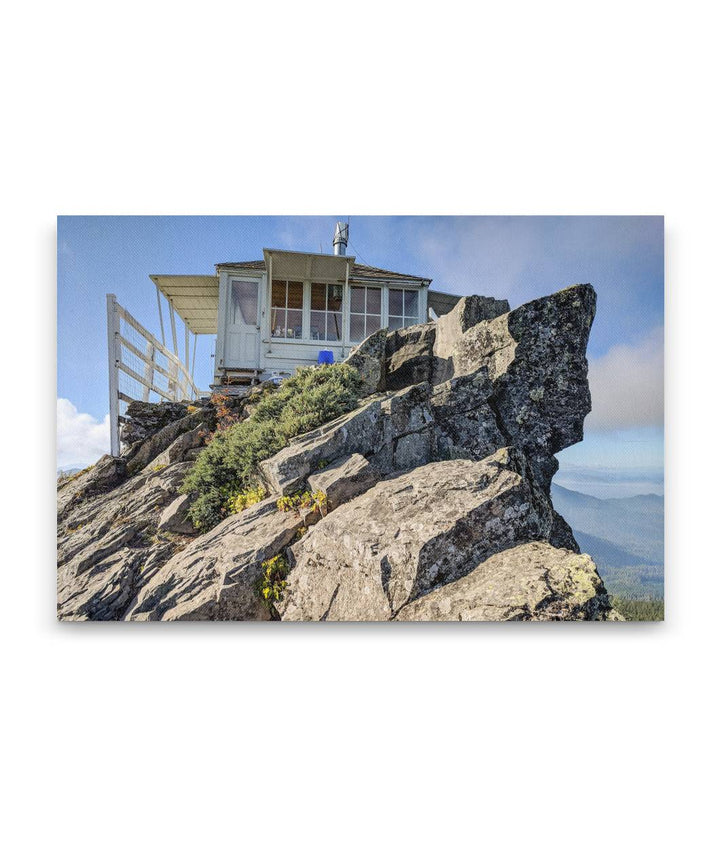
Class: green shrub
276,490,327,517
182,364,361,530
229,484,267,515
255,554,291,606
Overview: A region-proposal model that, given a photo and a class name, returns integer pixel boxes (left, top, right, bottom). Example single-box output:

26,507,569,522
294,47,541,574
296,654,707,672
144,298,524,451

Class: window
388,288,420,331
310,282,344,342
271,280,303,339
231,280,258,326
349,285,382,342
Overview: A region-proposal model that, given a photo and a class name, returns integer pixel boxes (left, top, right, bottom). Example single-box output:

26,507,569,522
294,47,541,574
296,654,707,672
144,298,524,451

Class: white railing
106,293,199,456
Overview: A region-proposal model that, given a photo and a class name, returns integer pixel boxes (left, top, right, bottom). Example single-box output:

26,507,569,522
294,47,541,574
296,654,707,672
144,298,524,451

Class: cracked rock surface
57,284,619,621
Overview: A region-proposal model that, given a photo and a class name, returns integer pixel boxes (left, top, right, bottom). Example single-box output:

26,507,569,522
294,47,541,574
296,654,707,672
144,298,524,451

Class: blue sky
57,215,664,493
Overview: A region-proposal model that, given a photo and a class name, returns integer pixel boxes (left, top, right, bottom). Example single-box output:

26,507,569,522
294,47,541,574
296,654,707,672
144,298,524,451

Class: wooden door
224,278,260,368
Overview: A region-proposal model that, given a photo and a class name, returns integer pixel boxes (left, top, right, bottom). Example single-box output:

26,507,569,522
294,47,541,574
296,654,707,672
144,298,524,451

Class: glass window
349,314,365,342
311,282,326,310
366,287,381,315
310,283,344,341
287,281,303,309
349,285,383,343
388,287,420,331
404,289,418,318
389,288,403,316
231,280,258,326
271,279,304,339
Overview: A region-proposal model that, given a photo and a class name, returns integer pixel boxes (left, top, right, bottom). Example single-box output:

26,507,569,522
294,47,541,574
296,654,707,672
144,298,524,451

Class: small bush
255,554,290,605
210,393,242,434
229,484,267,515
183,364,361,530
276,490,327,517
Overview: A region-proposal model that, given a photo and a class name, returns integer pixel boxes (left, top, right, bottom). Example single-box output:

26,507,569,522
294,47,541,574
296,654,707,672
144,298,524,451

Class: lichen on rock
57,283,620,621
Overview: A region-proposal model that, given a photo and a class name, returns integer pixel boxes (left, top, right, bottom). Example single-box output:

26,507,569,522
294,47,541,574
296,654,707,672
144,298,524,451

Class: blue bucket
318,350,334,365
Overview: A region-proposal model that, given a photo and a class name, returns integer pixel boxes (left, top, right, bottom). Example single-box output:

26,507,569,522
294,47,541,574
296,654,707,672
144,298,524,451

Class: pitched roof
216,259,430,284
351,263,429,283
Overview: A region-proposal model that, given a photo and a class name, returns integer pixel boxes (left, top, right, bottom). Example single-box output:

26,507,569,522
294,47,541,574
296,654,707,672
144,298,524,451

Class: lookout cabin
150,223,459,389
106,222,460,454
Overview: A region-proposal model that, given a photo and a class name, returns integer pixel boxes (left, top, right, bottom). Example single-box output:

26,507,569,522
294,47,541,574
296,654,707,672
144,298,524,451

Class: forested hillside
552,484,664,604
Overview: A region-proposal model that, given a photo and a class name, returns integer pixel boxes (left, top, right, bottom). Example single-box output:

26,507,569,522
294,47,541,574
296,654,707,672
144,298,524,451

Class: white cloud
57,399,110,469
586,327,664,430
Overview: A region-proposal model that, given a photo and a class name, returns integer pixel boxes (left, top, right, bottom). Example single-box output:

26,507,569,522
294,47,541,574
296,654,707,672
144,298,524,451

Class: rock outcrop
278,450,553,621
57,283,620,621
57,462,195,620
395,542,619,621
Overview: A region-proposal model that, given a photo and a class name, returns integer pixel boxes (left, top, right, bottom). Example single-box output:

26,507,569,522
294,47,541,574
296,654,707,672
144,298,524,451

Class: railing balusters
107,294,200,456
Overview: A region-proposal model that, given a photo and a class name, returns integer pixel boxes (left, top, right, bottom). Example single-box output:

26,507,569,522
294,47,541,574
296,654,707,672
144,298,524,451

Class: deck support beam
168,297,178,357
155,284,166,346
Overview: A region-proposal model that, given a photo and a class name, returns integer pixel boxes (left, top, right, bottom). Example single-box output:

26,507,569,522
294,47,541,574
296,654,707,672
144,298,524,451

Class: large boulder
345,329,387,396
259,384,434,495
433,295,510,383
384,323,436,390
277,450,554,621
395,542,621,621
457,285,596,490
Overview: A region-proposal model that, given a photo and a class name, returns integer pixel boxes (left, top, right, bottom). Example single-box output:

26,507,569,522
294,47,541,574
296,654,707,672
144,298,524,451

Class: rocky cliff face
57,284,621,621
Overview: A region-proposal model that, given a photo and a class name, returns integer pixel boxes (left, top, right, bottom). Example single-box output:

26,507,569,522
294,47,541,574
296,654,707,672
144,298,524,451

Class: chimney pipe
333,221,349,256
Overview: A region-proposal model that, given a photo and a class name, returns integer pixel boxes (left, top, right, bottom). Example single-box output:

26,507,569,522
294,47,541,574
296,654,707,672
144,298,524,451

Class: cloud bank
57,399,110,469
586,326,663,430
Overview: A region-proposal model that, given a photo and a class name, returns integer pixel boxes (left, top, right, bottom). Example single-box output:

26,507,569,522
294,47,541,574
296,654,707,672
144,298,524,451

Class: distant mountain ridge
551,484,664,599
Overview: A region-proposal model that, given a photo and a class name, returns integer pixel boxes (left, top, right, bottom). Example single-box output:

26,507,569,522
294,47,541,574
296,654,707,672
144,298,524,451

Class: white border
4,2,716,854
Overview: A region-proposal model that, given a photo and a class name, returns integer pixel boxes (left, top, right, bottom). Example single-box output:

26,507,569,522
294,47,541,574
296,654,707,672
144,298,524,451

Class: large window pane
404,290,418,316
350,286,365,313
366,314,382,335
366,287,381,314
389,288,403,316
388,316,404,331
350,314,365,341
272,280,305,338
287,281,303,309
311,283,326,310
327,285,343,311
271,308,287,338
326,312,343,341
271,280,286,308
310,311,325,340
232,280,258,325
286,309,302,338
